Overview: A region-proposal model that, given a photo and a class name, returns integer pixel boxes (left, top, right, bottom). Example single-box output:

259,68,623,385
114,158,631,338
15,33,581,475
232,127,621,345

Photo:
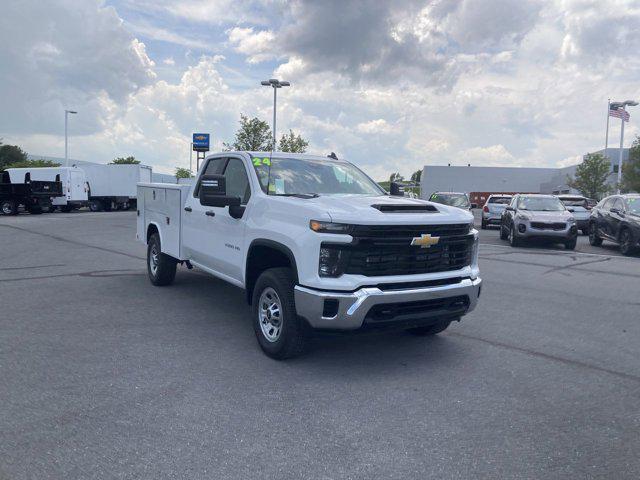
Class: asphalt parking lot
1,211,639,479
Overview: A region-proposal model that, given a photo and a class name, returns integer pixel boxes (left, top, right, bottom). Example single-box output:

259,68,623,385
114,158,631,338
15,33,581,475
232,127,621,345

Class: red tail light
483,206,489,212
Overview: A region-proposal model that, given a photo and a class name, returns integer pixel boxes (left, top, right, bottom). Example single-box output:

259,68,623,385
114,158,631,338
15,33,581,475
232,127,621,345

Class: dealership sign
192,133,210,152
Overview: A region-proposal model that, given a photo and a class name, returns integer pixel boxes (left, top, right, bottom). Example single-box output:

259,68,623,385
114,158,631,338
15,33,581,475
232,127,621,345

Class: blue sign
192,133,210,152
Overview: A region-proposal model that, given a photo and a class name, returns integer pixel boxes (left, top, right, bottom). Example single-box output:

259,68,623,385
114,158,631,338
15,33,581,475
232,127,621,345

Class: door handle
205,210,215,217
184,207,192,212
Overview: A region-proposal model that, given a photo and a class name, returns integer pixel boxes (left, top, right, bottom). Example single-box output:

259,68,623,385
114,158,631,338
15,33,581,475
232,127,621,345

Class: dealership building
420,148,630,204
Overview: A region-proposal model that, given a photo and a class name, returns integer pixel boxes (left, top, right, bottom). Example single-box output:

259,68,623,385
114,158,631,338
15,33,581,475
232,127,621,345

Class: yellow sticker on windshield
262,157,271,166
252,158,262,167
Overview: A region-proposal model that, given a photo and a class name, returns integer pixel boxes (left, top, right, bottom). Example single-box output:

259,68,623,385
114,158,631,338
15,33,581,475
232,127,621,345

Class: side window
194,158,226,197
613,199,624,211
602,198,614,211
224,158,251,204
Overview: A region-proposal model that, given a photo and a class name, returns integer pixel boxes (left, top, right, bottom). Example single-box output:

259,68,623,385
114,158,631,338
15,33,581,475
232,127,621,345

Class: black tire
1,199,18,215
60,205,72,213
406,319,452,336
89,200,103,212
588,222,603,246
147,233,177,286
509,224,521,247
565,237,577,250
499,222,508,240
41,203,53,213
252,267,308,360
103,201,112,212
581,228,589,236
27,205,43,215
619,229,636,256
481,219,487,230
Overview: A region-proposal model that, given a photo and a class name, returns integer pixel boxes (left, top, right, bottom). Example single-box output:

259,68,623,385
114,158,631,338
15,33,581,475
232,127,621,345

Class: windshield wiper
273,193,320,199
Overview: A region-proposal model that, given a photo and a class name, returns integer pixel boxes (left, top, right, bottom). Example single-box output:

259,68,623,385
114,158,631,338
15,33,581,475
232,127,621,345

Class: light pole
261,79,290,150
611,100,638,193
64,109,77,167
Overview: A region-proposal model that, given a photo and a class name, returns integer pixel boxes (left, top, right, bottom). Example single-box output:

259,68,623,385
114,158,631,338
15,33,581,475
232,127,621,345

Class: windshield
251,155,384,196
488,197,511,204
430,193,470,208
626,197,640,214
518,196,565,211
560,198,587,207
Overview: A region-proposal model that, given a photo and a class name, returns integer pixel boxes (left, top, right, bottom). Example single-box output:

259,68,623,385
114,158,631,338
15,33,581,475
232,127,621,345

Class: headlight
319,246,347,277
310,220,352,234
567,217,576,223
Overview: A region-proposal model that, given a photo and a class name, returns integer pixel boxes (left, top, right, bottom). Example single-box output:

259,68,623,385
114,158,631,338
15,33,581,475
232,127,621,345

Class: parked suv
500,194,578,249
429,192,474,210
481,194,512,229
558,195,590,234
588,194,640,256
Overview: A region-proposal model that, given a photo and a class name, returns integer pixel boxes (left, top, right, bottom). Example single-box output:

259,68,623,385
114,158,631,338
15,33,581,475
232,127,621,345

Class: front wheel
588,222,603,246
565,237,577,250
509,224,521,247
252,267,308,360
147,233,177,286
406,319,452,336
499,222,508,240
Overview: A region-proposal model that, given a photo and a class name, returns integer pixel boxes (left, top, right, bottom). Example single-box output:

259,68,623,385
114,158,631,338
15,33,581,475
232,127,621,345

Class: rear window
560,198,587,207
488,197,511,204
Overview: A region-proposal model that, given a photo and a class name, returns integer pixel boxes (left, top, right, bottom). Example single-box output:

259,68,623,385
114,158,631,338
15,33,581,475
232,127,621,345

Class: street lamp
261,79,290,150
64,109,77,167
610,100,638,193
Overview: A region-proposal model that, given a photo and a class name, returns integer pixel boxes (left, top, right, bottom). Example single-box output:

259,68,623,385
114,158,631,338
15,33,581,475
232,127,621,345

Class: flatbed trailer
0,171,63,215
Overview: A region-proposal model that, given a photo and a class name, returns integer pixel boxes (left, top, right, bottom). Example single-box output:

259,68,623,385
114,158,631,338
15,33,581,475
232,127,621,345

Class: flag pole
605,98,610,154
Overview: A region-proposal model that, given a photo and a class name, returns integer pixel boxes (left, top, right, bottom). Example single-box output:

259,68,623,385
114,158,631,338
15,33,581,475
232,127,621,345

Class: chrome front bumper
294,277,482,330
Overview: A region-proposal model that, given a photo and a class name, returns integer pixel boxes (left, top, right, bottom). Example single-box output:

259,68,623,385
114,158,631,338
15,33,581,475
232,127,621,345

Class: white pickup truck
137,152,482,359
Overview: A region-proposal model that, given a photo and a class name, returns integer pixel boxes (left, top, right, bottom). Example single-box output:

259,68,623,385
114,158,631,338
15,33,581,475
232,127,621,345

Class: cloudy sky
1,0,639,178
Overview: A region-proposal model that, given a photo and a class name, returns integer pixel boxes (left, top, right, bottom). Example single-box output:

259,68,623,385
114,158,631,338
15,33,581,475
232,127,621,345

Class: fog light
518,224,526,233
322,299,339,318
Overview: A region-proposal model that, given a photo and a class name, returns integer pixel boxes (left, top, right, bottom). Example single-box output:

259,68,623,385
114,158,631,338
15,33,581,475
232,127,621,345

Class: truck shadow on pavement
165,268,471,372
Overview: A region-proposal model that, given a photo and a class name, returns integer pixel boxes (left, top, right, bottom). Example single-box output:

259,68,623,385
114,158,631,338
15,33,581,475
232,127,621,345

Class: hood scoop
372,204,438,213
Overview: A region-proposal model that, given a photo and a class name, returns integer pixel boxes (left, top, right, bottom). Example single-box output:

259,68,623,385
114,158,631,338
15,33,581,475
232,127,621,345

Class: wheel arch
245,239,299,305
146,222,162,247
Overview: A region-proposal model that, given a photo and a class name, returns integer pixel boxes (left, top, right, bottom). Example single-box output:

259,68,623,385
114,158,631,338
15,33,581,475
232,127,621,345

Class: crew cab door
607,198,626,239
182,156,251,284
595,198,614,238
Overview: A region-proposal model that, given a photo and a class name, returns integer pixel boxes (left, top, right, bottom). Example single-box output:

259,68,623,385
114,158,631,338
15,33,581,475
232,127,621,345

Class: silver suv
481,194,512,229
500,194,578,249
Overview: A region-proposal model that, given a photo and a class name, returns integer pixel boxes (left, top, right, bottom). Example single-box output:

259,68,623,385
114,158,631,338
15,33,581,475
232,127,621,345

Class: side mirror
505,206,515,211
470,203,478,209
567,207,575,213
610,207,623,216
199,174,241,208
390,182,405,197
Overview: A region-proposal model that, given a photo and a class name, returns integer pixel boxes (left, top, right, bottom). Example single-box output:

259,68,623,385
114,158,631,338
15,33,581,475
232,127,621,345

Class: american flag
609,107,630,122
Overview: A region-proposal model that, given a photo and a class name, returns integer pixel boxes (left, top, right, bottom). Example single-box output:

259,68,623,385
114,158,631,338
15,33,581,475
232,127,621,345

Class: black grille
530,222,566,230
329,223,474,277
364,295,470,324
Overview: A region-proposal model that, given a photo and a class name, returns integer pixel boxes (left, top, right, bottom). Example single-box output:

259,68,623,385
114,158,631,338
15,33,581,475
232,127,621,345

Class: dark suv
588,194,640,256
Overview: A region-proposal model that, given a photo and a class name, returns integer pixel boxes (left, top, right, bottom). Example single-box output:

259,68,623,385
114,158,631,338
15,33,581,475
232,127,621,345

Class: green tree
110,156,140,164
279,129,309,153
389,172,404,183
0,144,28,170
621,135,640,193
410,169,422,183
223,114,274,151
175,167,193,179
567,152,611,200
4,159,61,169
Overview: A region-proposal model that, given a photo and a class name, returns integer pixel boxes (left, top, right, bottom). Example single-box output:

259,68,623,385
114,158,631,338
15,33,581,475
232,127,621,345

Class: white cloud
163,57,176,66
227,27,277,63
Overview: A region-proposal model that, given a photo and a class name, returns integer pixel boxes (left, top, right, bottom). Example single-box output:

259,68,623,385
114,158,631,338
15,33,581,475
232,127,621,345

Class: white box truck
81,164,152,211
6,167,88,212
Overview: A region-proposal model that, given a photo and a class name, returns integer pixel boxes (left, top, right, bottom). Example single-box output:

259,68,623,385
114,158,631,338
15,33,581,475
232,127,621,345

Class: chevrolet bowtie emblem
411,234,440,248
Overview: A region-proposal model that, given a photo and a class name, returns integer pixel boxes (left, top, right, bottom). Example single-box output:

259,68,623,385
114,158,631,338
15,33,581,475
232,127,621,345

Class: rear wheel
481,219,487,229
60,205,72,213
27,205,42,215
406,319,452,336
252,267,308,360
1,200,17,215
147,233,177,286
89,200,103,212
588,222,603,246
619,229,636,256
